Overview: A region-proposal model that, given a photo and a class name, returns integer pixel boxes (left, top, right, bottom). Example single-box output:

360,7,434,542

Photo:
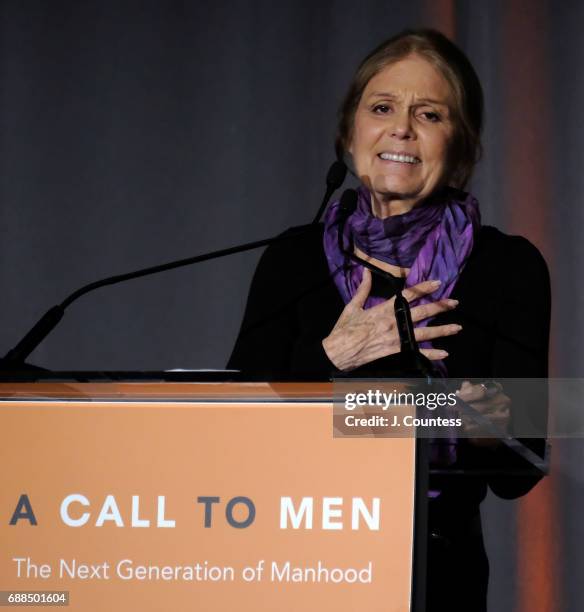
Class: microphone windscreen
339,189,358,216
326,160,347,189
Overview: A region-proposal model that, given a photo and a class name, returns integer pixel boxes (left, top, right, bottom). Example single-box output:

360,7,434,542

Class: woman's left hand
455,380,511,447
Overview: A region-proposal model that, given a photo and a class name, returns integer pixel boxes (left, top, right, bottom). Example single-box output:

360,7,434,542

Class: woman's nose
389,111,414,139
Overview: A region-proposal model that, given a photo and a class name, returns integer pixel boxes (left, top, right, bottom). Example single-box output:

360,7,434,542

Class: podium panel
0,383,418,612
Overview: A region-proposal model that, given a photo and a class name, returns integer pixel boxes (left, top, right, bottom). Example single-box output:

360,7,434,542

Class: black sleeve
487,235,551,498
227,230,336,380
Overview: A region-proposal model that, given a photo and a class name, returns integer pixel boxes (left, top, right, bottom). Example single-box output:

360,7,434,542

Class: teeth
379,153,419,164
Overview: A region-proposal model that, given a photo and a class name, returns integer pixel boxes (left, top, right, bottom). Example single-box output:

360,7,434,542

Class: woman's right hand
322,268,462,371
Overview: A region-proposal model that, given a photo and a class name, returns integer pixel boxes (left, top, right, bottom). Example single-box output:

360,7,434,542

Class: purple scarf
324,186,480,474
323,185,481,355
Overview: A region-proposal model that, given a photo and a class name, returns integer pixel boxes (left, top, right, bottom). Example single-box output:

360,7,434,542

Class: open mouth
377,152,421,164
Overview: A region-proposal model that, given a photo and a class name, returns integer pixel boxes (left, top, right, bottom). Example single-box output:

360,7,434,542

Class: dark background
1,1,581,610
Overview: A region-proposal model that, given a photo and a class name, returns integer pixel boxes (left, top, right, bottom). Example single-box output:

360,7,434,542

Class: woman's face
349,54,455,217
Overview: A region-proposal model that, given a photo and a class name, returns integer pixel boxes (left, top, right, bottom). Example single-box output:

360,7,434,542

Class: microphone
2,162,346,369
335,188,433,377
312,160,347,224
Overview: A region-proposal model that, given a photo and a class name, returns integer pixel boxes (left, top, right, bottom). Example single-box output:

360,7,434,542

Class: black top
227,222,551,610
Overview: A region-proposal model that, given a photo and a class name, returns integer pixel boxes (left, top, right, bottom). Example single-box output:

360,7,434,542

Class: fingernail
430,280,441,287
446,299,459,307
452,324,463,332
437,350,449,357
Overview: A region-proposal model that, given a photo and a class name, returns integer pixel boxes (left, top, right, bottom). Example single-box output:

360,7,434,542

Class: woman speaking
228,29,550,611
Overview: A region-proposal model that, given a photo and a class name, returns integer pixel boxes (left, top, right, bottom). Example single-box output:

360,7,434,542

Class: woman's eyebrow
367,91,398,99
415,97,449,107
367,92,448,107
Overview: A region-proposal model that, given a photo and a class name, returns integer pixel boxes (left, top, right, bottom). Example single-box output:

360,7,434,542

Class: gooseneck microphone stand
2,226,311,367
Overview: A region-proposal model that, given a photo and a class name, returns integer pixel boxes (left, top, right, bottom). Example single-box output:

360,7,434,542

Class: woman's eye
420,111,441,122
372,104,390,114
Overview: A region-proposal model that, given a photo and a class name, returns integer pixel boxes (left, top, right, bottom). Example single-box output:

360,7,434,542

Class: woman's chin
372,179,422,199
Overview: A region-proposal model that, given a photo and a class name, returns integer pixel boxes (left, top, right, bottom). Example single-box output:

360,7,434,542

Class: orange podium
0,382,426,612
